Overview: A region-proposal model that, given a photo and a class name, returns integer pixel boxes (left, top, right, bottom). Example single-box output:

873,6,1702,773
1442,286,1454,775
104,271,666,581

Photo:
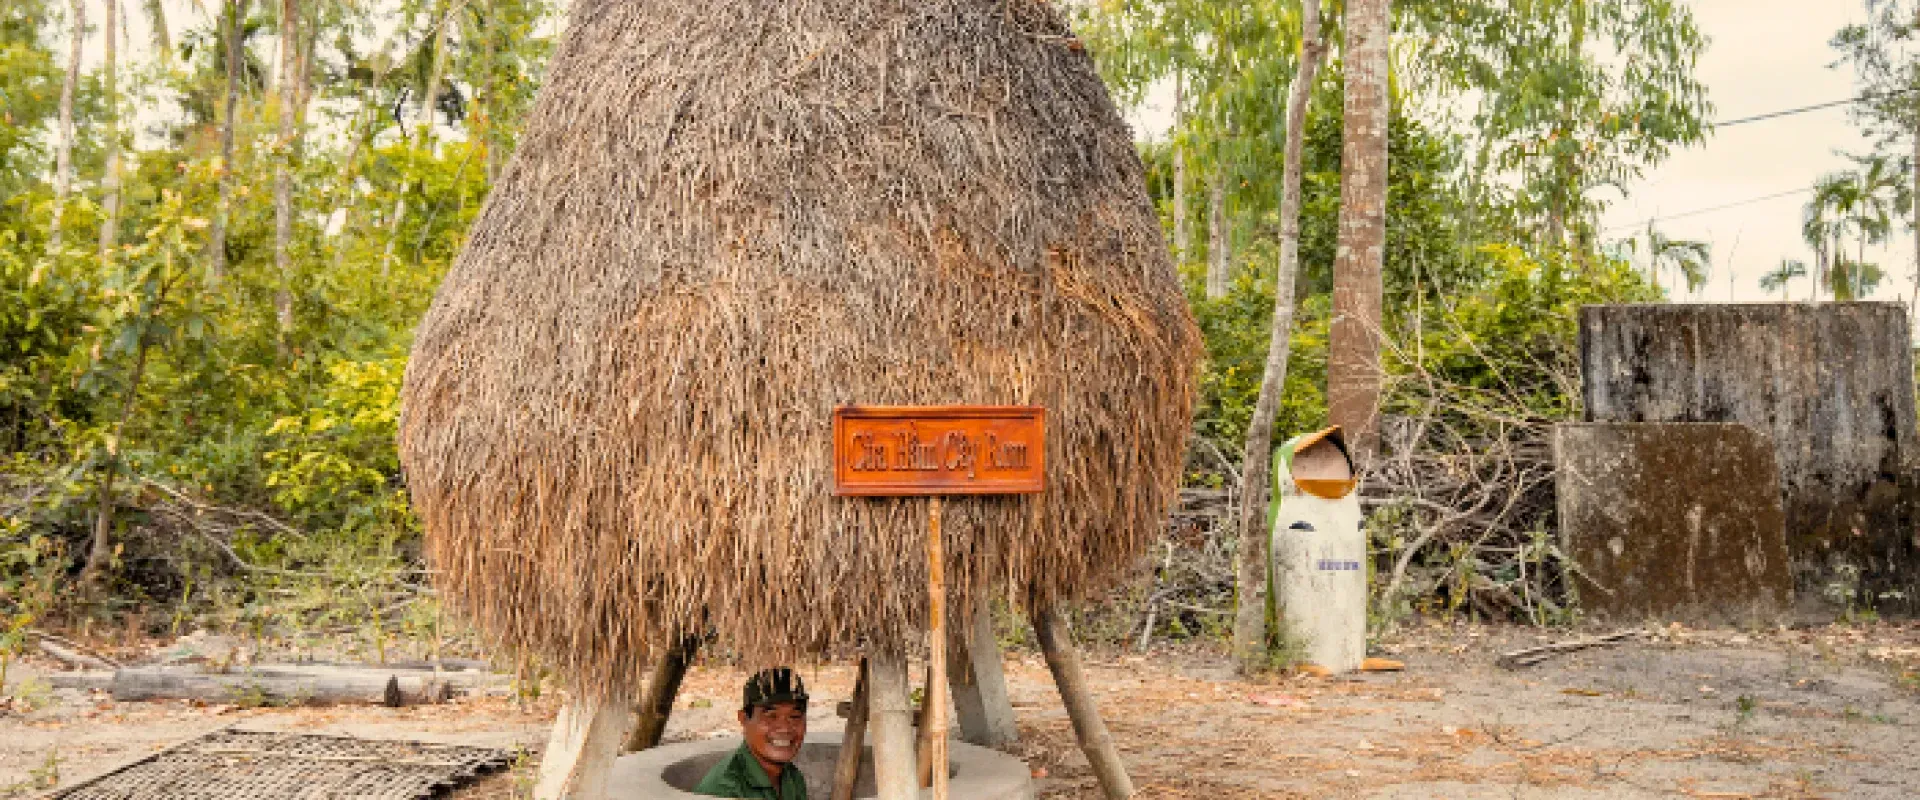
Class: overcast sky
1604,0,1899,304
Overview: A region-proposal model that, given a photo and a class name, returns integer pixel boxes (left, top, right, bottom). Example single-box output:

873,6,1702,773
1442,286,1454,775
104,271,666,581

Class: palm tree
1760,259,1807,301
1643,223,1712,296
1802,195,1837,301
1829,258,1887,301
1807,158,1904,301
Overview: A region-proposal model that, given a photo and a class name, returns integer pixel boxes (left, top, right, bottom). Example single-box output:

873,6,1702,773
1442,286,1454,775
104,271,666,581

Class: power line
1602,187,1813,233
1608,90,1920,233
1716,86,1920,128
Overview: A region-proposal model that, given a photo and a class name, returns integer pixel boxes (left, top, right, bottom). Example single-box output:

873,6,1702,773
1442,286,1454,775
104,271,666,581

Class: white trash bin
1268,425,1365,673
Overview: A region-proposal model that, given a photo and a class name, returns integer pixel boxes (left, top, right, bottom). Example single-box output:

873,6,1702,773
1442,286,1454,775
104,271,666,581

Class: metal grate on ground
47,728,516,800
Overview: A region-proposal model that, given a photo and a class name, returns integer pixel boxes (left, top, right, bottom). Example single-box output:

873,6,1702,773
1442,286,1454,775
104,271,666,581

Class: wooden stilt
829,659,871,800
868,652,918,800
949,590,1018,748
534,697,633,800
925,497,950,799
1033,604,1136,800
625,635,699,752
915,666,934,787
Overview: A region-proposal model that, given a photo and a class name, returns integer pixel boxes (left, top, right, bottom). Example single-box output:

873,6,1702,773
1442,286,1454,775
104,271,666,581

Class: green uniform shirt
691,743,808,799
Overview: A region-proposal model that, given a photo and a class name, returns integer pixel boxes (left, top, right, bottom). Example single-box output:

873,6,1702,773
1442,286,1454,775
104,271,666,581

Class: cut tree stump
949,591,1018,748
535,697,633,800
868,652,918,800
1034,604,1135,800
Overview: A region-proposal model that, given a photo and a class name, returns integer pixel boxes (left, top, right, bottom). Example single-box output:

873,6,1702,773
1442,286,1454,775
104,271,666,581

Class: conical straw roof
399,0,1199,695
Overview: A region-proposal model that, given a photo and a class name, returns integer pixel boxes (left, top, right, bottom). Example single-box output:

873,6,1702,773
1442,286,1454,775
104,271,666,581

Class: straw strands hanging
398,0,1200,697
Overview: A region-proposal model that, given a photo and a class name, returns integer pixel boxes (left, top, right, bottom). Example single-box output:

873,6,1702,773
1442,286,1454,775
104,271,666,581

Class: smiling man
693,668,811,799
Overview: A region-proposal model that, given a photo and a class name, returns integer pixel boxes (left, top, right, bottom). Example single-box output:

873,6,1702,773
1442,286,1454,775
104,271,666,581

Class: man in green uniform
693,668,810,799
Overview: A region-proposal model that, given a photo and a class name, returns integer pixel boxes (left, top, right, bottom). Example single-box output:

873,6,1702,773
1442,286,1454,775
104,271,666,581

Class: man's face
739,701,807,767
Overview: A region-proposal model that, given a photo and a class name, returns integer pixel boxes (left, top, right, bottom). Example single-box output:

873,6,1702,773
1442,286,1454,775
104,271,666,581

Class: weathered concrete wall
1580,303,1920,612
1555,423,1793,625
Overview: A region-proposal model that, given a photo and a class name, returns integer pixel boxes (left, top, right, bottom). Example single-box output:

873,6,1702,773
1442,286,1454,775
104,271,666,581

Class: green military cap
743,667,809,711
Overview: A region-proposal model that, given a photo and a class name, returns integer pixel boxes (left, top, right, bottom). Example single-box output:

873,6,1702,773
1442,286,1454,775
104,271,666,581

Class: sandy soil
9,621,1919,799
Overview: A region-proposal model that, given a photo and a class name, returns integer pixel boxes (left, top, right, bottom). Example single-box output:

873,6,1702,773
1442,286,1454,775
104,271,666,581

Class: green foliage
265,356,407,530
1394,245,1657,411
1409,0,1713,246
0,0,558,635
0,1,62,197
1833,1,1920,145
1628,223,1712,296
1760,259,1808,299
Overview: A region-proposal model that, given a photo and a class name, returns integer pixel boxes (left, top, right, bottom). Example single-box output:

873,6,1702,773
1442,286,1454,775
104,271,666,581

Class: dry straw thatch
398,0,1200,695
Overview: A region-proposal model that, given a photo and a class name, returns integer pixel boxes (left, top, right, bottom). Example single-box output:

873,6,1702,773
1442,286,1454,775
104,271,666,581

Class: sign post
834,405,1046,800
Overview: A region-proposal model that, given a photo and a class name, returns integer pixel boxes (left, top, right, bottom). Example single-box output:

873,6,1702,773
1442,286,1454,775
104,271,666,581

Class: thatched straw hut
398,0,1200,697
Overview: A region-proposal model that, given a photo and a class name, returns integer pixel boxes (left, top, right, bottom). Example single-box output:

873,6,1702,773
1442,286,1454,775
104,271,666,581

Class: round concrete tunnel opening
612,732,1034,799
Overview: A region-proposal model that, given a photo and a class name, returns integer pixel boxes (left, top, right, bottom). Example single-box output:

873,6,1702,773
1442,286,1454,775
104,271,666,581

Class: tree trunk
209,0,244,283
1858,235,1868,301
1171,73,1189,263
331,92,374,273
1206,166,1230,299
1232,0,1326,675
97,0,122,262
1836,232,1847,300
142,0,171,60
1911,132,1919,320
474,0,504,185
47,0,82,259
1032,605,1134,800
1328,0,1392,463
79,332,154,593
1813,243,1826,302
272,0,301,355
383,0,453,276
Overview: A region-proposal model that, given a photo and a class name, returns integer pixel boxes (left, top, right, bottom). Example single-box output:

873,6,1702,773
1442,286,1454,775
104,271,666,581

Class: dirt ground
9,621,1920,799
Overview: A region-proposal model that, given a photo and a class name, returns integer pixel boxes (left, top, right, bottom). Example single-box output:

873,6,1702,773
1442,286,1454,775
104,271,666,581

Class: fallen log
47,671,115,691
31,631,119,671
104,664,499,706
1496,630,1641,670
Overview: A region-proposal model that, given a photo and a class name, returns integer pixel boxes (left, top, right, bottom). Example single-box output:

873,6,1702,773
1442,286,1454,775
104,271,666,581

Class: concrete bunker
1578,302,1920,613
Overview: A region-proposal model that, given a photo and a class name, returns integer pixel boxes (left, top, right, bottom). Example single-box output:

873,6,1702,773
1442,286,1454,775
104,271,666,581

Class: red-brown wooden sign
832,406,1046,496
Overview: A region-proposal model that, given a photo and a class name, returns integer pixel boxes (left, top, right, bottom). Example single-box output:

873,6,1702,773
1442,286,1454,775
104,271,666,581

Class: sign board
832,406,1046,496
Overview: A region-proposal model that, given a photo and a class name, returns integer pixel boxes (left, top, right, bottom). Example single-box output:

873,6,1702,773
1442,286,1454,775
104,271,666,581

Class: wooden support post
868,652,918,800
949,590,1018,748
915,666,934,787
1033,604,1135,800
829,659,871,800
925,497,950,799
534,697,633,800
625,636,699,752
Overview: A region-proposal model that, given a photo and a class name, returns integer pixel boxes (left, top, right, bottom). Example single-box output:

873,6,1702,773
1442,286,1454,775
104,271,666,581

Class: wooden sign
832,406,1045,496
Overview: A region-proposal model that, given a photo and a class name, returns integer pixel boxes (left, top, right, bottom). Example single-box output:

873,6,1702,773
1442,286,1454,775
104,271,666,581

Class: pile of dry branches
1104,321,1582,649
